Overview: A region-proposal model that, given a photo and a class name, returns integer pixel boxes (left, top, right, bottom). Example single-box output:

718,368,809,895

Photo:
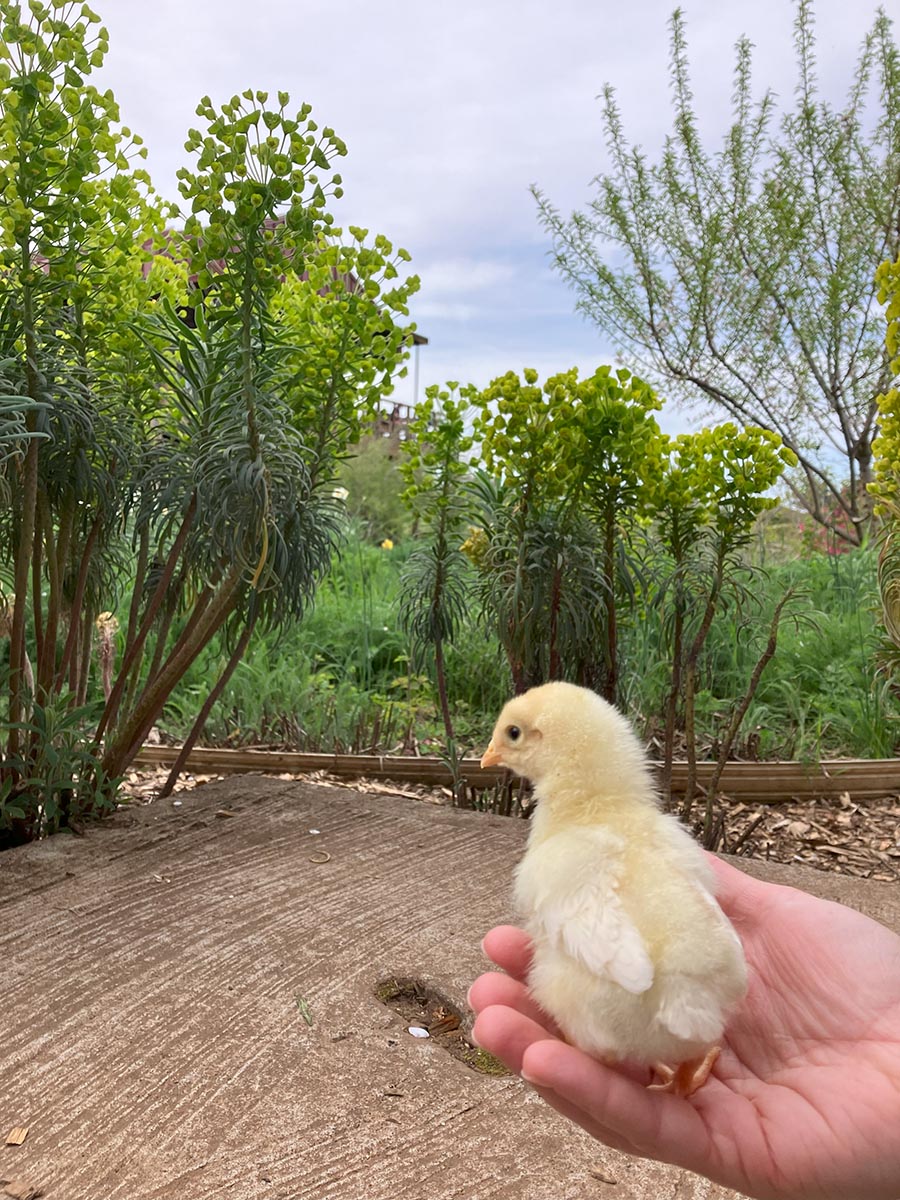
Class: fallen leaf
295,995,314,1027
786,820,811,837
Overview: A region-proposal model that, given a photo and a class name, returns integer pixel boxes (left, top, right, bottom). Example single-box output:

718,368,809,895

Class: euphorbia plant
0,2,417,841
398,382,474,800
648,423,797,814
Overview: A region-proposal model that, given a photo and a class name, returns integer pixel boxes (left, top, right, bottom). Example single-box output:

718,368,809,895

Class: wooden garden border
133,746,900,801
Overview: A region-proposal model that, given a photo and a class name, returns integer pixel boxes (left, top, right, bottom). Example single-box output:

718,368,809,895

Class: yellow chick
481,680,747,1096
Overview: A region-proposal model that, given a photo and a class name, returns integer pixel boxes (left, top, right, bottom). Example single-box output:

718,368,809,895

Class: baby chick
481,680,747,1096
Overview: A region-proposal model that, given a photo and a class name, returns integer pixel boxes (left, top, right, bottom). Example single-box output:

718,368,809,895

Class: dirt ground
1,777,899,1200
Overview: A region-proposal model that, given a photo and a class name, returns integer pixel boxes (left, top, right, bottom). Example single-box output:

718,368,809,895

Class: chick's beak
480,741,503,769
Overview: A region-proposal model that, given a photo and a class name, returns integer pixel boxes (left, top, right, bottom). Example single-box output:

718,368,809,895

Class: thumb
705,853,774,929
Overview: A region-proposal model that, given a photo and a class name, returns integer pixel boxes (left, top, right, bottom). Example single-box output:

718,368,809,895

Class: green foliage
651,425,798,554
178,90,343,303
871,254,900,518
337,437,412,544
470,368,630,693
0,0,156,266
465,366,795,721
571,366,666,516
167,541,508,753
160,542,897,764
398,384,475,790
536,1,900,546
0,1,417,839
473,367,573,503
464,467,604,693
0,693,117,844
872,254,900,650
623,548,895,760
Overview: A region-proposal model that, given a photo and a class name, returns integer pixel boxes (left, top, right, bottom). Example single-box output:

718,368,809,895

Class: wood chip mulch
715,792,900,882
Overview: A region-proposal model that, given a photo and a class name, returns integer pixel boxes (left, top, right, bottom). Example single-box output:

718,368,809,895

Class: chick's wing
515,828,654,995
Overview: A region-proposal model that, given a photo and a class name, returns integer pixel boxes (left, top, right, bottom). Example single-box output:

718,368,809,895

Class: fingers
468,970,562,1034
520,1038,710,1170
480,925,532,981
472,1003,555,1075
473,1007,712,1173
526,1080,639,1157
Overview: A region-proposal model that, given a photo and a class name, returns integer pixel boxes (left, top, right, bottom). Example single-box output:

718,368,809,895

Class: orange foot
648,1046,720,1097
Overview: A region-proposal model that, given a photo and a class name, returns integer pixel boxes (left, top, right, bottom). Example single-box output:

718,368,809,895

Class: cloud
91,0,889,446
421,259,517,297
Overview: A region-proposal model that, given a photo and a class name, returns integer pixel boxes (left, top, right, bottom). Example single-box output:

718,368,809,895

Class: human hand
469,856,900,1200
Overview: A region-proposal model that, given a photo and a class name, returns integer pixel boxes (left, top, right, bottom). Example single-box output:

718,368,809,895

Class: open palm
469,856,900,1200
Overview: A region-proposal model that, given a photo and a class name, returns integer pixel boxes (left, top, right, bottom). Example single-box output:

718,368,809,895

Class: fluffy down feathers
481,681,747,1075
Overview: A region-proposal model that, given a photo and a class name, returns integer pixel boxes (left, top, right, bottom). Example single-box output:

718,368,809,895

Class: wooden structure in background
133,745,900,802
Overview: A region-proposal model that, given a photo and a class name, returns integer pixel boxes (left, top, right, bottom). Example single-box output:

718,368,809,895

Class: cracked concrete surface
1,776,898,1200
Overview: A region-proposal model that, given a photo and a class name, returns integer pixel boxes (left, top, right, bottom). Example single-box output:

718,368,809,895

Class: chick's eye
506,724,521,742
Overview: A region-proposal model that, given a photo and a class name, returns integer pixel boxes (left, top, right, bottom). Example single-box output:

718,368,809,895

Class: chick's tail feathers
655,973,729,1047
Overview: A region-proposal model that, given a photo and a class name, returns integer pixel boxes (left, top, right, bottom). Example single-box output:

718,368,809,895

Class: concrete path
1,777,897,1200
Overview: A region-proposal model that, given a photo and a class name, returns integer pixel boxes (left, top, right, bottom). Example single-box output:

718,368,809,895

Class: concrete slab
1,777,897,1200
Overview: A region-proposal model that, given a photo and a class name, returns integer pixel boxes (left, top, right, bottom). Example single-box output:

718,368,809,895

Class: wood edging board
133,746,900,801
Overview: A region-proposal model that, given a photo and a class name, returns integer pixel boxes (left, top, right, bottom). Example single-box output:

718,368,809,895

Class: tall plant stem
31,502,44,682
101,562,243,779
124,523,151,652
94,494,197,745
158,611,257,798
8,259,42,757
75,605,93,705
681,545,727,819
118,525,156,719
54,514,103,691
661,558,686,807
704,589,795,809
548,557,562,680
601,502,618,705
37,498,73,695
148,585,214,688
433,631,467,807
143,566,187,686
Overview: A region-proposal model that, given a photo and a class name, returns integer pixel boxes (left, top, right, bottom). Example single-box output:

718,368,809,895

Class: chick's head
481,681,654,798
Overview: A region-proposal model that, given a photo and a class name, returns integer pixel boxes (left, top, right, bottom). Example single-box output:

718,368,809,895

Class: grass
163,540,900,762
621,548,897,759
168,538,511,754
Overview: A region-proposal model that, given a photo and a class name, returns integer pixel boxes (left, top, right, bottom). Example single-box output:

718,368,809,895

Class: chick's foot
649,1046,720,1097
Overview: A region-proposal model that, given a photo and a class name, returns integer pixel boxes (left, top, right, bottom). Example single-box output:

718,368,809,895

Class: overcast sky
95,0,888,433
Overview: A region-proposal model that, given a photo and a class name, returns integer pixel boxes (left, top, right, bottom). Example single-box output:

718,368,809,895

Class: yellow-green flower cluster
871,256,900,518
